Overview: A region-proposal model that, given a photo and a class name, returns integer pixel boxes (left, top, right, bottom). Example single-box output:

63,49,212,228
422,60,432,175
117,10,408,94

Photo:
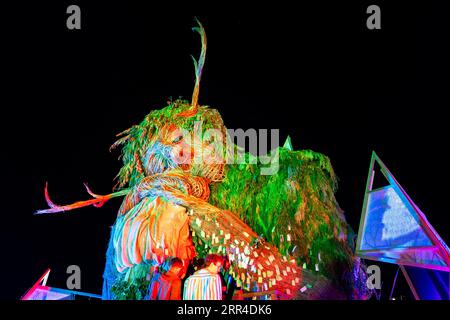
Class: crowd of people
146,254,243,300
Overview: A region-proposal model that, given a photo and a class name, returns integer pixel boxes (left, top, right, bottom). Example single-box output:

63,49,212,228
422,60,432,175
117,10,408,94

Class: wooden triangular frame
356,151,450,272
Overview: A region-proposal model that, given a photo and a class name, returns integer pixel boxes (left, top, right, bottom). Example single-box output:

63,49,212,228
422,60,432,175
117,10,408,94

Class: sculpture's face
114,100,227,188
138,105,227,182
171,123,227,177
140,124,184,176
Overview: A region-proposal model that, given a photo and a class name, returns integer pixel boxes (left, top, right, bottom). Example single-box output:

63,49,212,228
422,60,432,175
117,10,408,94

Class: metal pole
389,266,400,300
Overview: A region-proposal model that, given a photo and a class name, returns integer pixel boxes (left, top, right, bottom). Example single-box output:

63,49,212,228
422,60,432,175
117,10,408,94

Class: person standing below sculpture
147,257,185,300
183,254,224,300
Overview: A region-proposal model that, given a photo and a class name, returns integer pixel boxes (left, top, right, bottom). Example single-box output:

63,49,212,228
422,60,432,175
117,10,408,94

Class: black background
1,1,449,300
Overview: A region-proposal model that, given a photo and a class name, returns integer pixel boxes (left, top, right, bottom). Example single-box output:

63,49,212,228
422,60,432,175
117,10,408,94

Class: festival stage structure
31,19,369,300
356,152,450,300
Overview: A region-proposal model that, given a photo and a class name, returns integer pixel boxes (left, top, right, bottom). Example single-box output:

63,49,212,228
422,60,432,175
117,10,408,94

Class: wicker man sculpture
37,19,368,300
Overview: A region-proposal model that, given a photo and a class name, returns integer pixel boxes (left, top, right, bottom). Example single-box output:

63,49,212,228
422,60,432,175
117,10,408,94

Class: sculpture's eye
172,135,183,144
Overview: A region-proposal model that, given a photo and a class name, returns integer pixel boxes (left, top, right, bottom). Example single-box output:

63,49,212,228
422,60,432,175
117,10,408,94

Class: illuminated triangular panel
356,152,450,272
283,136,293,151
21,269,102,300
401,265,450,300
360,186,433,250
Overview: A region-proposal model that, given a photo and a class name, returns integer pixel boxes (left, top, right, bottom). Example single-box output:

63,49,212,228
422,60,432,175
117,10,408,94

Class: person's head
160,257,184,276
204,254,223,274
222,255,231,270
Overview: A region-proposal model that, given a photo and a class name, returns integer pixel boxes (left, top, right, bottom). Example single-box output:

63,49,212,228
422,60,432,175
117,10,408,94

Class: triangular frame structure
283,136,293,151
399,264,450,300
356,151,450,272
21,269,102,300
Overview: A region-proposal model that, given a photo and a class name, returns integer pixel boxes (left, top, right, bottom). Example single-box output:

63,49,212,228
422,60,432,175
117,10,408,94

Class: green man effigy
38,19,369,300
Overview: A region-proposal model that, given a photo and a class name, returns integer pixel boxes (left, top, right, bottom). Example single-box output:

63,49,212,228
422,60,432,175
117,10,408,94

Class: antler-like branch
35,182,130,215
178,17,207,118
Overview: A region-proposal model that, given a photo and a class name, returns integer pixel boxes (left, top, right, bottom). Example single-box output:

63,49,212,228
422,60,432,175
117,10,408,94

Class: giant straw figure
37,19,367,300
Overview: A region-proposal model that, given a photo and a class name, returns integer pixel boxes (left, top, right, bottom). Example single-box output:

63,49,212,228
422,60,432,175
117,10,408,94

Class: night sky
2,2,449,299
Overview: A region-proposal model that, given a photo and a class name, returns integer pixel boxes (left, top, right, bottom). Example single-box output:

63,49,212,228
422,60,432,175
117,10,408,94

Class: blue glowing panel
360,186,433,251
22,286,73,300
404,266,450,300
362,248,448,268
